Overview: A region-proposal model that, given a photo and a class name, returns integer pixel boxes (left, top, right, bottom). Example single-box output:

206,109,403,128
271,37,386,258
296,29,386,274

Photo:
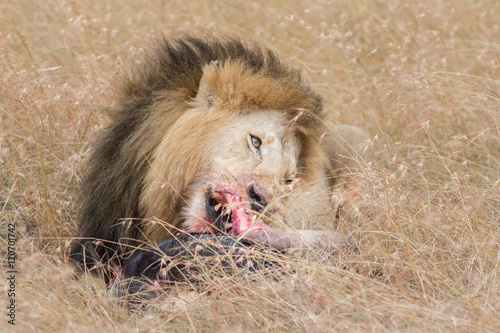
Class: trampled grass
1,0,499,331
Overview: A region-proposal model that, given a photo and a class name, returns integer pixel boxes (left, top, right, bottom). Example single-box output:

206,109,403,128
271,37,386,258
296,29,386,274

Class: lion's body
70,36,370,272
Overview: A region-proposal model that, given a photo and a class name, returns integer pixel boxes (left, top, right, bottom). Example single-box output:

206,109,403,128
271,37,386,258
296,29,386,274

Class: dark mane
119,35,319,108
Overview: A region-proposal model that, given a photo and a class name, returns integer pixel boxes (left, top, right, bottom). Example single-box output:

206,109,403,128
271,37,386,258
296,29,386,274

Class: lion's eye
250,135,262,149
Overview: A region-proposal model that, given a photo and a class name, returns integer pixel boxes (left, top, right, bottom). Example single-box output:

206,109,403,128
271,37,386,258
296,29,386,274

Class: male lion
70,35,371,281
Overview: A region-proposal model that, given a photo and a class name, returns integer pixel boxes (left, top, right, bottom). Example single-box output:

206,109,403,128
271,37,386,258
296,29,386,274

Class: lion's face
182,110,301,236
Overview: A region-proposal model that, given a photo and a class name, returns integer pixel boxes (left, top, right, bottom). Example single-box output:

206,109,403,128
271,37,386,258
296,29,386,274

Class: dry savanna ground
1,0,499,332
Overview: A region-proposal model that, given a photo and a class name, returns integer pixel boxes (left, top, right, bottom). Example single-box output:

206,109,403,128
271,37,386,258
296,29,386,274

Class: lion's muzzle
204,184,269,236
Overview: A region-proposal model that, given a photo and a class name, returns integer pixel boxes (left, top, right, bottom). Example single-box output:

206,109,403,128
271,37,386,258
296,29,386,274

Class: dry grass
1,0,499,331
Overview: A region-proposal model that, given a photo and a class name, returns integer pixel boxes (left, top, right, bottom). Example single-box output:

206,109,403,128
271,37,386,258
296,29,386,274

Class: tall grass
1,0,499,331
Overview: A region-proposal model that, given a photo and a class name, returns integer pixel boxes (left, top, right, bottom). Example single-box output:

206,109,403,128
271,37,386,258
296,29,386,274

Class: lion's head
138,56,328,240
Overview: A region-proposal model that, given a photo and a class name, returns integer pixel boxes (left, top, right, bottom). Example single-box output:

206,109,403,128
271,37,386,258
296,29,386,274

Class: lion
70,35,371,280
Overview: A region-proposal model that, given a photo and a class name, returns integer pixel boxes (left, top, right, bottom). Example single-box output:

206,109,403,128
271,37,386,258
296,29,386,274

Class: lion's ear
196,61,220,109
210,60,220,73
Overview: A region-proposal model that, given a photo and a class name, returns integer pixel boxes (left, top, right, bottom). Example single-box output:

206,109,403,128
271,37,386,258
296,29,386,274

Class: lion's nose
247,184,268,212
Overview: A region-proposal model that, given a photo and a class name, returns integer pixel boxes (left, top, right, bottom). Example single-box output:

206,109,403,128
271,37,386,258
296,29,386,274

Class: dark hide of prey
120,233,281,295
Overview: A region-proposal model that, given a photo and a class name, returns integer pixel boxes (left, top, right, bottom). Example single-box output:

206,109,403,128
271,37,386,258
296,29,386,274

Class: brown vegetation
1,0,499,331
